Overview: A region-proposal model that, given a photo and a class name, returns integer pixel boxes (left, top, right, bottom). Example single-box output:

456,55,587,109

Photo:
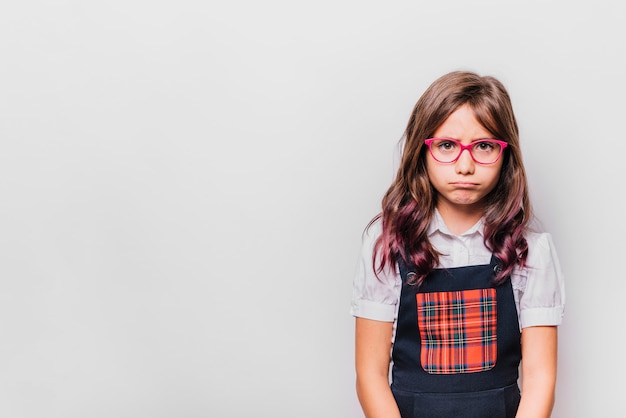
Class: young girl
351,71,565,418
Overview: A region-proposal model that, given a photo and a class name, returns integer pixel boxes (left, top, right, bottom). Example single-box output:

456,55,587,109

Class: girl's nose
455,148,475,174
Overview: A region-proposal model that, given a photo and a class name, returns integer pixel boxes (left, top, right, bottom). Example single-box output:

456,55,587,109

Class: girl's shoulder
361,216,383,244
523,230,562,272
525,229,557,251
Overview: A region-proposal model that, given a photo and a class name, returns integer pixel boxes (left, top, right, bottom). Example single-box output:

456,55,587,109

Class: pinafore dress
391,256,521,418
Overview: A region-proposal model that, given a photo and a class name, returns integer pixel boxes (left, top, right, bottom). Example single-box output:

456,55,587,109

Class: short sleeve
350,220,402,322
514,232,566,329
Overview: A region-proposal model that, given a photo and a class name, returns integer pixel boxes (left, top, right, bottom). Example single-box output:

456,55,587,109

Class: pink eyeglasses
424,138,508,165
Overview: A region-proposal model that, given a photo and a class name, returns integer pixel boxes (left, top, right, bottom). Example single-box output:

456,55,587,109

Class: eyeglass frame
424,137,509,165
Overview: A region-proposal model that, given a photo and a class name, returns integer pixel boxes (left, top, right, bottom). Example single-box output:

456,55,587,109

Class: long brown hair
370,71,531,285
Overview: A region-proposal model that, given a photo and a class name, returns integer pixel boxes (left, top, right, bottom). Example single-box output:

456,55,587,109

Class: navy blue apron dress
391,256,521,418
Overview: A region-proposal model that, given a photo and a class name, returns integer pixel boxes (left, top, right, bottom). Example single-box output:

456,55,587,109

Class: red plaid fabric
416,288,497,374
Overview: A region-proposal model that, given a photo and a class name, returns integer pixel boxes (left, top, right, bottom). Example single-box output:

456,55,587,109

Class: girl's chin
438,193,487,210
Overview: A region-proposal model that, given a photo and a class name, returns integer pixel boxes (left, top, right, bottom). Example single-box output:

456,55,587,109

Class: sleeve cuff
350,299,396,322
520,306,564,329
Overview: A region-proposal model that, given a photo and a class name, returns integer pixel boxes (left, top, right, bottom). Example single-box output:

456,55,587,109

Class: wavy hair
369,71,531,285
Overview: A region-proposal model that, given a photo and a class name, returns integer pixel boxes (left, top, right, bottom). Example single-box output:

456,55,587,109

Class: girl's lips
451,182,478,189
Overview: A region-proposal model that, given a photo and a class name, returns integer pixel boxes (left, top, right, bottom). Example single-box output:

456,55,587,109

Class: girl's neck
437,202,484,235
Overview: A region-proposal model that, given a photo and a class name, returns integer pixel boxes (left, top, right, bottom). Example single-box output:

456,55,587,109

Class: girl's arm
516,326,558,418
355,317,402,418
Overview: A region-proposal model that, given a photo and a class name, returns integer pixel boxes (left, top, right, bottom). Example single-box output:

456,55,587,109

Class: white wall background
1,1,624,417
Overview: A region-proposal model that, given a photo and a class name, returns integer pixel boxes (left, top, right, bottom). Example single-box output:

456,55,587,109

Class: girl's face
426,104,503,217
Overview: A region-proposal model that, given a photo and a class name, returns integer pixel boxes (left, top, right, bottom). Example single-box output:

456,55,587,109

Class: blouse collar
429,208,485,238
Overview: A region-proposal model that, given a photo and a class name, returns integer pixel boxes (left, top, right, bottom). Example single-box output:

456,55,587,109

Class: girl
351,71,565,418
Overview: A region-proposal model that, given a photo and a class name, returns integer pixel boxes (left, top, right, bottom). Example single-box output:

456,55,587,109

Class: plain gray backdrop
1,1,624,417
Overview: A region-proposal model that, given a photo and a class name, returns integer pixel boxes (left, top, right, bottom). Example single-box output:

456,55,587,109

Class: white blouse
350,211,565,331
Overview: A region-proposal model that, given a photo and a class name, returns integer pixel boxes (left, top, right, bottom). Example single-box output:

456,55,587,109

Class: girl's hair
369,71,531,286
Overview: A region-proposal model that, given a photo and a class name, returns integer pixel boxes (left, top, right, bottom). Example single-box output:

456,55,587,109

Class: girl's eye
474,141,495,152
438,141,457,151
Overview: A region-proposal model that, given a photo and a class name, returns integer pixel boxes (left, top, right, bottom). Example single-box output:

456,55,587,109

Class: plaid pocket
417,288,497,374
